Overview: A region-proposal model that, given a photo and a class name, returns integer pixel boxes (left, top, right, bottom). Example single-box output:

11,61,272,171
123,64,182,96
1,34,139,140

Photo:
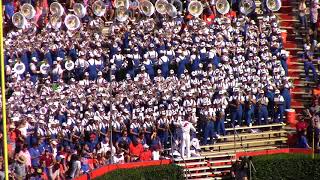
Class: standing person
304,55,318,82
179,117,197,158
274,89,285,123
12,156,27,180
311,0,319,40
298,0,308,29
257,90,269,125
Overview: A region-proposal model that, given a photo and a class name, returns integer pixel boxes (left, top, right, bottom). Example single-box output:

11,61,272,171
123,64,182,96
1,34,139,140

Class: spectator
139,144,152,161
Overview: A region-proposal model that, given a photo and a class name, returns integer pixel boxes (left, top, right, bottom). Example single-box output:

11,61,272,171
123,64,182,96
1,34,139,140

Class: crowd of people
0,0,294,179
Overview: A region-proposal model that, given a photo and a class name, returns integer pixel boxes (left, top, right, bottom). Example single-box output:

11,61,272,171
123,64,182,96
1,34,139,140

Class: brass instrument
188,0,203,17
12,12,26,29
216,0,230,15
73,3,87,18
50,2,65,17
116,6,129,22
93,0,107,17
266,0,281,12
166,3,177,17
139,0,155,17
64,14,81,31
20,3,36,20
115,0,130,9
239,0,256,15
171,0,183,15
50,14,62,29
155,0,168,15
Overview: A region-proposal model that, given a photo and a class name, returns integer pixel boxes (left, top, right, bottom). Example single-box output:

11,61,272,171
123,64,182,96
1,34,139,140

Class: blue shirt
29,147,41,167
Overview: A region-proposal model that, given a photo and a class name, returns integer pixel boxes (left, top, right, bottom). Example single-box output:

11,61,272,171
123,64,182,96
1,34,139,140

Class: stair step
184,172,212,178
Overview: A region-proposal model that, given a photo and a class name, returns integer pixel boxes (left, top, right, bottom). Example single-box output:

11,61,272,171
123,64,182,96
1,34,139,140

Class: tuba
239,0,256,15
188,0,203,17
166,3,177,17
115,0,130,9
155,0,168,15
171,0,183,15
64,14,81,30
73,3,87,18
266,0,281,12
20,3,36,20
50,14,62,30
92,0,107,17
216,0,230,15
116,6,129,22
139,0,155,17
12,12,26,29
50,2,65,17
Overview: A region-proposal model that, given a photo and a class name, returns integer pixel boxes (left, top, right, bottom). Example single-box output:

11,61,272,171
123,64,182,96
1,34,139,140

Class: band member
257,90,269,125
274,89,285,123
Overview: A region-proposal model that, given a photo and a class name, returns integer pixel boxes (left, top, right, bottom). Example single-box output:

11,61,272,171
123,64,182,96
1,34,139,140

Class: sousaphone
115,0,130,9
116,6,129,22
155,0,168,15
73,3,87,18
139,0,155,17
92,0,107,17
50,2,65,17
20,3,36,20
188,0,203,17
64,14,81,31
12,12,26,28
266,0,281,12
239,0,256,15
216,0,230,15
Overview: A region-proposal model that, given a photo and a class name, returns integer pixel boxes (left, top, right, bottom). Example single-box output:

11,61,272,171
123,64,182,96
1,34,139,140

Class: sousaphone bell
115,0,130,9
50,14,62,30
239,0,256,15
20,3,36,20
139,0,155,17
64,14,81,30
12,12,26,29
116,6,129,22
92,0,107,17
266,0,281,12
188,0,203,17
216,0,230,15
50,2,65,17
155,0,168,15
73,3,87,18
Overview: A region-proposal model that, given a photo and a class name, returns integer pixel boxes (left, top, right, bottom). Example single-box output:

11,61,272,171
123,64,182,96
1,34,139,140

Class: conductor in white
180,119,197,158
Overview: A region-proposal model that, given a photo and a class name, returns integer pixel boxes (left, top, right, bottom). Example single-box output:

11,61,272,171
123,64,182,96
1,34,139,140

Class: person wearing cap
274,89,285,123
157,111,170,148
87,57,98,80
244,90,256,127
229,89,245,127
179,115,197,158
139,144,152,161
159,52,170,78
257,90,269,125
